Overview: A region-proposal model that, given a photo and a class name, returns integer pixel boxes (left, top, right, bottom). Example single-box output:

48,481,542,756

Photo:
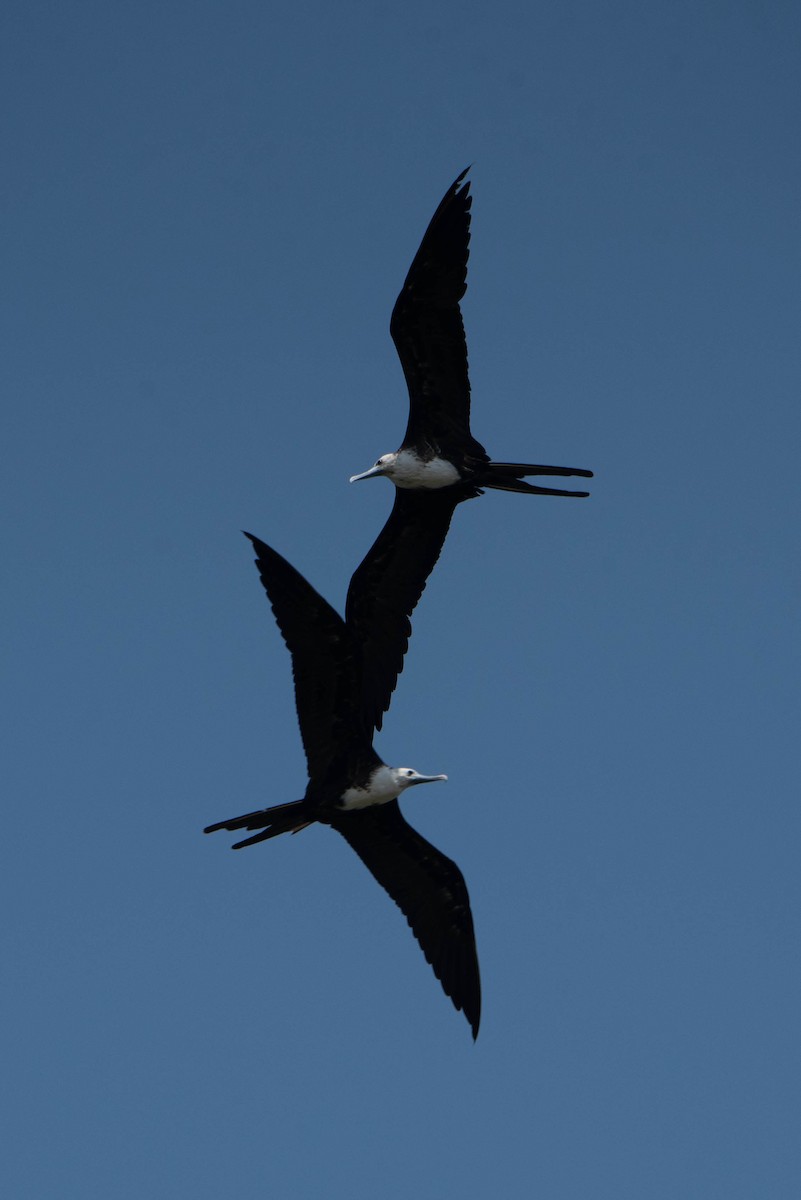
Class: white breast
390,449,461,489
340,765,401,810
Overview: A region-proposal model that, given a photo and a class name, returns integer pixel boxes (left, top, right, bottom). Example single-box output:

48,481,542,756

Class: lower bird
205,531,481,1039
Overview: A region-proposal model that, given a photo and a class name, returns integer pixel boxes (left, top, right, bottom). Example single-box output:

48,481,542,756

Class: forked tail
482,460,592,497
204,799,311,850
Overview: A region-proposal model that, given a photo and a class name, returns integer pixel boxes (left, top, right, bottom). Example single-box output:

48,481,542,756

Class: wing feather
390,169,487,458
331,799,481,1038
345,490,468,732
244,533,364,780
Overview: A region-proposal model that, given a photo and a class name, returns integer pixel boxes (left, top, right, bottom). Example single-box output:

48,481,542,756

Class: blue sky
3,1,800,1196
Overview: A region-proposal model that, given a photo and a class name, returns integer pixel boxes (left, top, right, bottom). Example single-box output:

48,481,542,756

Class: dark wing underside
345,489,469,733
390,169,487,459
330,799,481,1038
243,533,365,781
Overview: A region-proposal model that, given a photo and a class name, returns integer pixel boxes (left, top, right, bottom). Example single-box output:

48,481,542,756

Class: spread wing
331,799,481,1039
244,533,365,780
390,169,487,459
345,489,469,733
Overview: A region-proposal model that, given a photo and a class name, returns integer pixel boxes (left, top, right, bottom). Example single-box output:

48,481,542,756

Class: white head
391,766,449,791
349,453,398,483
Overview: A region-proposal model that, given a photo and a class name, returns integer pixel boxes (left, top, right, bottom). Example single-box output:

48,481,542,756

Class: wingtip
467,1002,481,1041
242,530,273,557
453,165,472,196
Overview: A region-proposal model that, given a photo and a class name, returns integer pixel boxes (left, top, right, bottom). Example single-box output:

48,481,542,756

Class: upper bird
350,167,593,498
205,532,481,1040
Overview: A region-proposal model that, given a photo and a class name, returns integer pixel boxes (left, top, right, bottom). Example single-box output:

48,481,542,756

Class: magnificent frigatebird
205,531,481,1039
350,168,593,498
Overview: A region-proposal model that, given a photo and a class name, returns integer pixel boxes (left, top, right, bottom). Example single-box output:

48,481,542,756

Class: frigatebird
205,531,481,1039
350,168,593,498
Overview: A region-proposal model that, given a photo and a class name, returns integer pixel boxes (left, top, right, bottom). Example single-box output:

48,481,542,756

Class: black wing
390,169,487,459
331,799,481,1039
345,489,470,733
243,533,365,781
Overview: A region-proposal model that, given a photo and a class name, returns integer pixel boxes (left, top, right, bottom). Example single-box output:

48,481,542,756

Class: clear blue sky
3,1,800,1196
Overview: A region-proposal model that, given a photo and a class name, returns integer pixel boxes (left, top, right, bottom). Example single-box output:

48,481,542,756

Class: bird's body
350,168,593,499
205,532,481,1039
371,448,462,490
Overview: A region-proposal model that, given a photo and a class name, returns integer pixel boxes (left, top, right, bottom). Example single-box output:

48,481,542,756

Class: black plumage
346,488,466,732
205,532,480,1039
351,167,593,497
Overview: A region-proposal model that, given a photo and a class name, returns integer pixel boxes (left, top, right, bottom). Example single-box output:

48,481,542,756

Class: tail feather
204,799,311,849
481,461,592,497
487,460,593,479
483,476,590,497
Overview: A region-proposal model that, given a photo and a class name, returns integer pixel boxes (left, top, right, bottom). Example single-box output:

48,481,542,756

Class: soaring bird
350,168,593,498
205,531,481,1039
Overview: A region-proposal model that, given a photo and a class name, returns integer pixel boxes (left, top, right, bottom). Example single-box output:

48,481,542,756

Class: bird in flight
206,171,594,1042
350,167,593,498
205,532,481,1039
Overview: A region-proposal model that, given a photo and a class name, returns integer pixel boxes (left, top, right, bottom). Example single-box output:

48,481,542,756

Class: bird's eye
404,769,413,777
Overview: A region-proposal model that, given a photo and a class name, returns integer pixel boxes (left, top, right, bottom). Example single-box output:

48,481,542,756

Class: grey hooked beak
349,463,386,483
410,773,448,786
